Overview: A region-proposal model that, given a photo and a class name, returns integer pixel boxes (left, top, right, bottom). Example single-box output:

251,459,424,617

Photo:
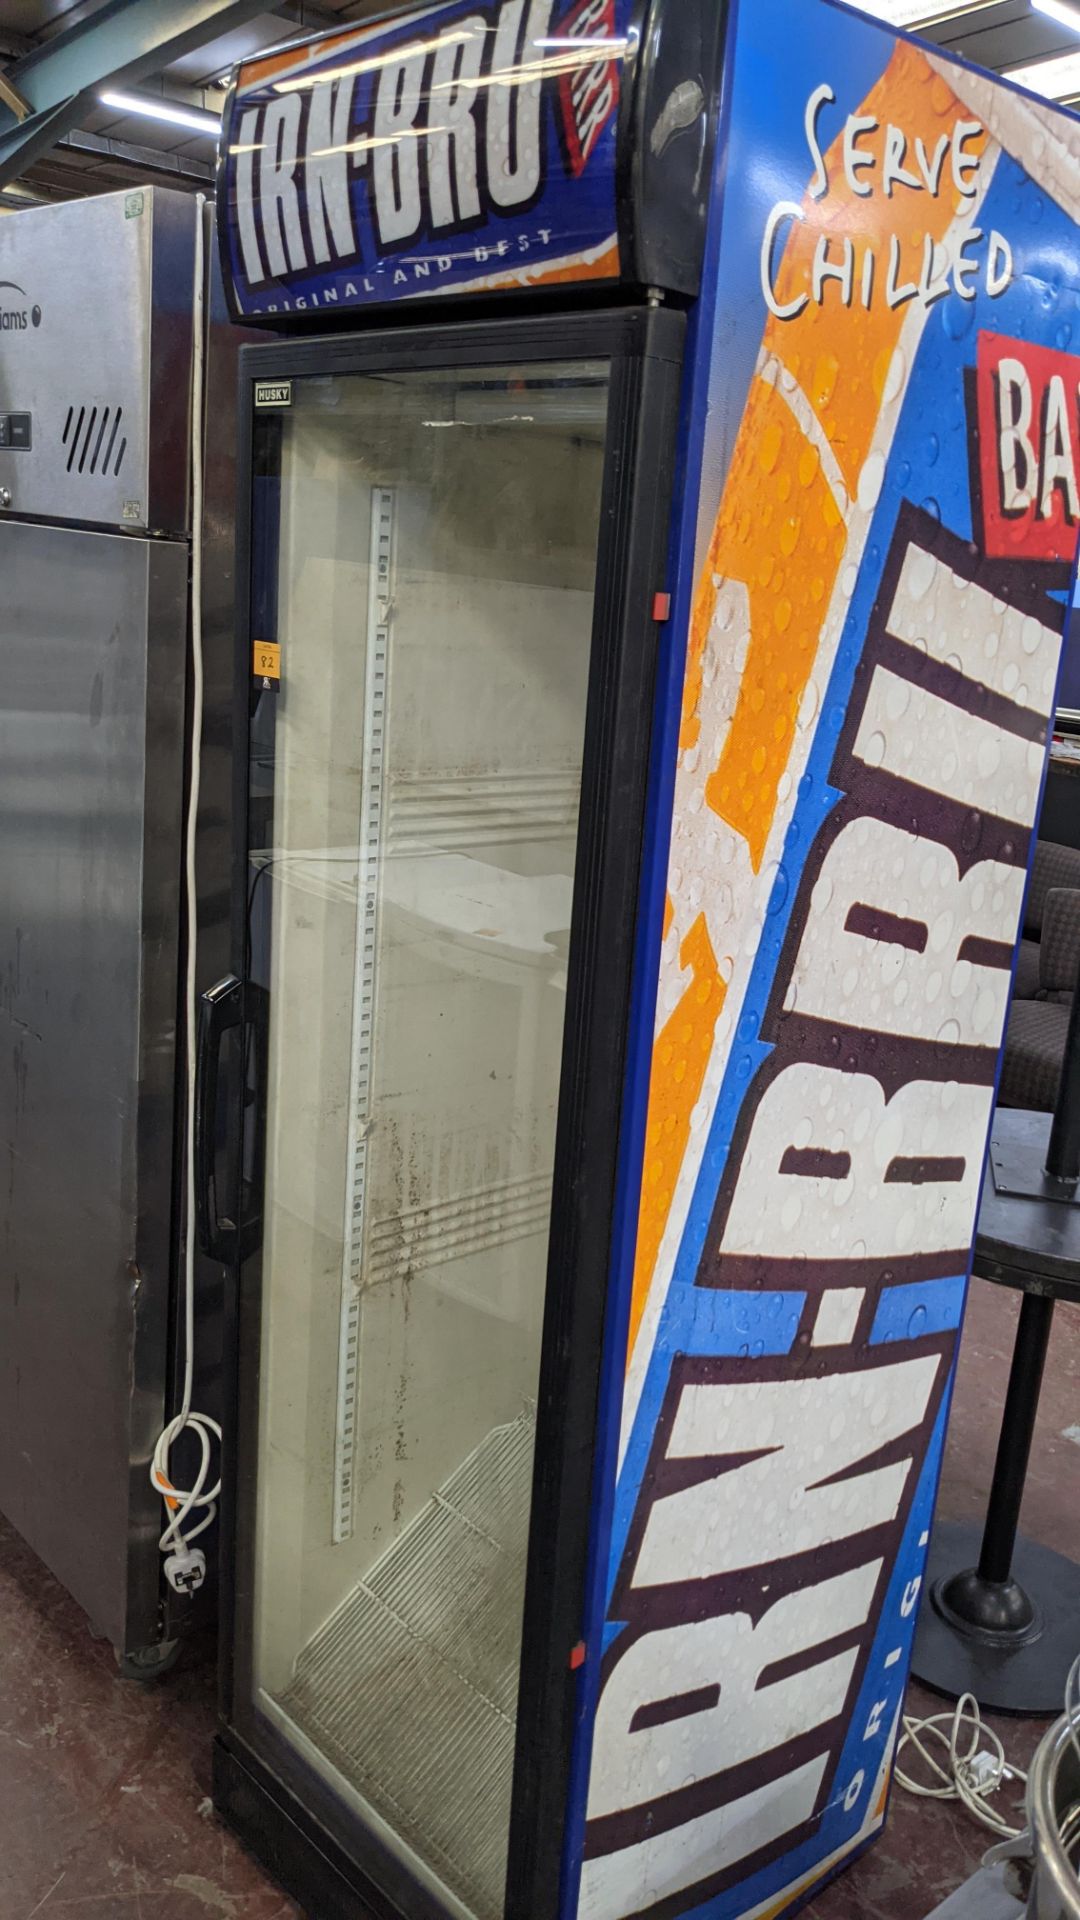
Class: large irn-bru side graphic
221,0,630,318
576,7,1080,1919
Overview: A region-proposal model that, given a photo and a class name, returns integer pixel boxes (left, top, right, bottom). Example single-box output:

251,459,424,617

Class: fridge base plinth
213,1734,392,1920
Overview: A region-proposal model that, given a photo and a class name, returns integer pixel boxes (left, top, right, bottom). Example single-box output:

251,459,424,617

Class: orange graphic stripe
240,25,369,90
756,1871,831,1920
753,1832,882,1920
766,45,988,499
442,243,620,301
693,42,986,873
628,915,725,1352
701,374,848,861
626,44,989,1365
527,241,620,286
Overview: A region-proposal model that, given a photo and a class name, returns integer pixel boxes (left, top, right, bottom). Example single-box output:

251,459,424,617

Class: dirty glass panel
247,362,610,1920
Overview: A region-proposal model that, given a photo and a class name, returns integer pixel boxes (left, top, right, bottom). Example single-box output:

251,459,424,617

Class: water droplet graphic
858,451,886,512
882,348,905,407
768,864,790,915
942,296,975,342
812,354,840,409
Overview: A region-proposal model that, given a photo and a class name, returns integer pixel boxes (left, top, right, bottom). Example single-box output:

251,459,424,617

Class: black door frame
213,302,686,1920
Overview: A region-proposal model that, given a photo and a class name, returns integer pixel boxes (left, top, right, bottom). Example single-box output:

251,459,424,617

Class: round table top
974,1108,1080,1302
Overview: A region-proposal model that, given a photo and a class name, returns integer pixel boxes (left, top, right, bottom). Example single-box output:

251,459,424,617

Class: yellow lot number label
254,641,281,684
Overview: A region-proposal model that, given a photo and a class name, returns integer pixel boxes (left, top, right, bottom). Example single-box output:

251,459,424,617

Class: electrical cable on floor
149,194,222,1598
895,1692,1028,1839
897,1644,1080,1869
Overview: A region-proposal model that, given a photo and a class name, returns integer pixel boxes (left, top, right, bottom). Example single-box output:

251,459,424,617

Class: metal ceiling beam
0,0,269,189
0,27,35,63
0,180,54,208
60,126,215,187
275,1,352,26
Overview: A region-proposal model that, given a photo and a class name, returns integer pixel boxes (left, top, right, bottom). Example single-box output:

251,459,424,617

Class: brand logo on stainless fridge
231,0,623,293
254,381,292,408
0,282,39,331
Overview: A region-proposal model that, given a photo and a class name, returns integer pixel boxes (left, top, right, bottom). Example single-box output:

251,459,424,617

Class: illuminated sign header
218,0,722,323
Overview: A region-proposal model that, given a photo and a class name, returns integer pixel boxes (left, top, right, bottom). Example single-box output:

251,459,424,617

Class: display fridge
208,2,1080,1916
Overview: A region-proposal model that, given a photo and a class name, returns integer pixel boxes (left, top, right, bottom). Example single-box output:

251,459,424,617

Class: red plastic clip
569,1641,587,1671
652,592,672,623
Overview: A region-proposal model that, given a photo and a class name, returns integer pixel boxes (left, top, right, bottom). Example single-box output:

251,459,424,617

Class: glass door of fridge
244,357,612,1920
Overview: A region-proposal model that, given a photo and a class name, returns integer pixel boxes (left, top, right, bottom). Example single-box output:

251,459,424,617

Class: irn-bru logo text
978,331,1080,563
230,0,622,294
580,506,1059,1918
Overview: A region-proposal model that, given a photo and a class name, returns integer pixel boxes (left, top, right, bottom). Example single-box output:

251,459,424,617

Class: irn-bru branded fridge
208,2,1080,1917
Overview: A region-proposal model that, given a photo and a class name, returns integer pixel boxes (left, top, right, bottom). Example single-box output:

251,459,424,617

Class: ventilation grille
279,1407,536,1920
62,403,127,478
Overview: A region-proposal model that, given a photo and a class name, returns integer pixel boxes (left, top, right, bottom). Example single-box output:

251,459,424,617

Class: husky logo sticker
222,0,630,318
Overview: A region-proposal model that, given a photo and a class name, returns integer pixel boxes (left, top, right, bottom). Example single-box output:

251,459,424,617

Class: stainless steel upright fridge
210,2,1080,1918
0,186,240,1670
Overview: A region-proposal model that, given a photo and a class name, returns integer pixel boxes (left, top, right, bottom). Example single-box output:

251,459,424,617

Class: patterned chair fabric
1014,937,1042,1002
999,842,1080,1113
999,999,1071,1112
1039,888,1080,1002
1024,838,1080,938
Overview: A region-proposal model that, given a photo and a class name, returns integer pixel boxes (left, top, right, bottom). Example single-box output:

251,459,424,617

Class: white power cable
895,1692,1028,1839
149,194,222,1596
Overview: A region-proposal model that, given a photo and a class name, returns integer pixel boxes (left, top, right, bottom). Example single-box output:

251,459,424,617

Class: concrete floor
0,1280,1077,1920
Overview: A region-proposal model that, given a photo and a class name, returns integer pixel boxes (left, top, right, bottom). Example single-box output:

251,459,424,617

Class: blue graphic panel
567,4,1079,1916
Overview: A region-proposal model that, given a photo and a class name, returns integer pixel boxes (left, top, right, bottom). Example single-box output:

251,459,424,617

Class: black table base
916,1520,1080,1716
911,1110,1080,1720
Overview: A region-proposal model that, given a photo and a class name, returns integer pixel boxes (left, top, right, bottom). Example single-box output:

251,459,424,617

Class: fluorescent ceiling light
1032,0,1080,31
1004,48,1080,98
846,1,996,24
98,89,220,137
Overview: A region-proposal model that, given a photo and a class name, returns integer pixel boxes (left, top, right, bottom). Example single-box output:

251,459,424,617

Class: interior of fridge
249,363,610,1919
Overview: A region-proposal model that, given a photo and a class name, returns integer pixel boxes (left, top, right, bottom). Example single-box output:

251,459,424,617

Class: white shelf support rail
333,485,396,1546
